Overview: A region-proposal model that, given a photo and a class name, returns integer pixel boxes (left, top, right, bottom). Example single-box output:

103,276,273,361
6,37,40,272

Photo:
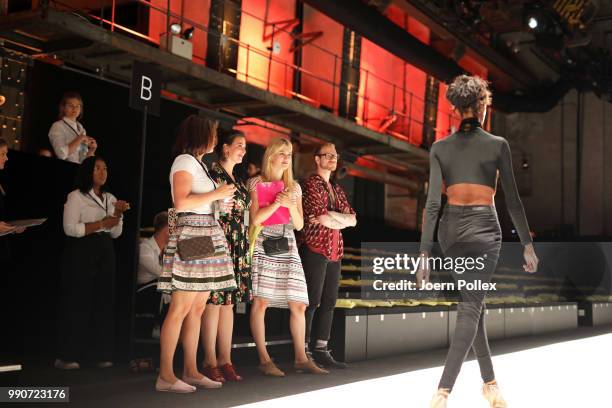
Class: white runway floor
237,332,612,407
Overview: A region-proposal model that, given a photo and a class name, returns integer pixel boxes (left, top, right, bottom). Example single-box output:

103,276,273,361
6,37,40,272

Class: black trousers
134,280,164,337
58,233,116,362
300,245,342,344
436,204,502,391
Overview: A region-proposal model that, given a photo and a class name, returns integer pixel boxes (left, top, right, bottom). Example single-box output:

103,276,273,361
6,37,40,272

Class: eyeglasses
275,152,292,159
316,153,339,160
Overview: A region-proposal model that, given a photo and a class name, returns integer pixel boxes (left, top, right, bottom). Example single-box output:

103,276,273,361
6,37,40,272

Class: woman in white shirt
156,115,237,393
55,156,130,370
48,92,97,164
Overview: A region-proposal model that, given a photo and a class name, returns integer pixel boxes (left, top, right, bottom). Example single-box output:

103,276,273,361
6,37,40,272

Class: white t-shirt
169,154,216,214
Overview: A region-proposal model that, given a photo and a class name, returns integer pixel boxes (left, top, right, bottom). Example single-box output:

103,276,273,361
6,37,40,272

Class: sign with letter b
130,61,161,116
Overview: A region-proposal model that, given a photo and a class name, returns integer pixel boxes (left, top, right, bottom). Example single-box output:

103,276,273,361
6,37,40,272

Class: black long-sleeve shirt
419,118,532,253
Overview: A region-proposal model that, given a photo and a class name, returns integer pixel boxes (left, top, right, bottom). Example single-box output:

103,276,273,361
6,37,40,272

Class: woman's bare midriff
446,183,496,205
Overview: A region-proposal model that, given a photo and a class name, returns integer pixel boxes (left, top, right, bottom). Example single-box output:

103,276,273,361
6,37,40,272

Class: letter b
140,76,152,101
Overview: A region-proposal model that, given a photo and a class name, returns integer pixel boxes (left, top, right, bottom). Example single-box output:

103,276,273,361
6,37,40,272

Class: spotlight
524,6,548,32
528,17,538,29
169,23,182,35
182,27,195,40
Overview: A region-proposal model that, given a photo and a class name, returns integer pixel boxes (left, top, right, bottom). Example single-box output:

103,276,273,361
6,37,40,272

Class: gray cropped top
419,118,532,252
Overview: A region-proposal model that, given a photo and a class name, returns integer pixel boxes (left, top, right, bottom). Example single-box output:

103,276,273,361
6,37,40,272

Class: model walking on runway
418,75,539,408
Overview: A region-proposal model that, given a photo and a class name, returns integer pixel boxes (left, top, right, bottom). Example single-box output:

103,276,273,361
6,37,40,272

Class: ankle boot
313,347,347,369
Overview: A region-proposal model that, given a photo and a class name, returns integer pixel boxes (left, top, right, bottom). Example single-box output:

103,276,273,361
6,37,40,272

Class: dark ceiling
391,0,612,108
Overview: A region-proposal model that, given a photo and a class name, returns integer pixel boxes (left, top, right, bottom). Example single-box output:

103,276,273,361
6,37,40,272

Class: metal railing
48,0,459,147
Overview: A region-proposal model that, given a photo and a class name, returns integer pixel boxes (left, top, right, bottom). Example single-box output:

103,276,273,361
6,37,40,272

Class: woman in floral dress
200,130,252,382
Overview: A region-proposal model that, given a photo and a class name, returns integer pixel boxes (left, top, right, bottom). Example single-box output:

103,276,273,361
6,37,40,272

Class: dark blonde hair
446,75,492,117
58,91,84,120
0,138,7,149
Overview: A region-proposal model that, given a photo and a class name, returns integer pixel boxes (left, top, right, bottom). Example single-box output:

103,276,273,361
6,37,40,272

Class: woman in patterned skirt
156,115,238,393
200,130,252,382
249,137,328,376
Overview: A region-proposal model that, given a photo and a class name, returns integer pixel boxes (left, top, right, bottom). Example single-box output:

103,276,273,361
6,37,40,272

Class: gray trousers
437,204,502,391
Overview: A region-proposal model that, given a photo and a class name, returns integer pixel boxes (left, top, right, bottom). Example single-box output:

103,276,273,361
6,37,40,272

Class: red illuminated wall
235,118,290,147
436,83,459,140
237,0,296,97
358,5,429,146
301,5,343,111
145,1,472,147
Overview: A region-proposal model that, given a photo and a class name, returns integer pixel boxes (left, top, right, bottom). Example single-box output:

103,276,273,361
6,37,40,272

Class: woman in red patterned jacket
300,142,356,368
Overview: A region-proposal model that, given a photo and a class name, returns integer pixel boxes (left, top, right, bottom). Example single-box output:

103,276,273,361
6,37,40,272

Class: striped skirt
251,224,309,308
158,213,237,293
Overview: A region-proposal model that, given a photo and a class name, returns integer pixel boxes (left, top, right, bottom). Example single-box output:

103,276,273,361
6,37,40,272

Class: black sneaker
313,348,348,369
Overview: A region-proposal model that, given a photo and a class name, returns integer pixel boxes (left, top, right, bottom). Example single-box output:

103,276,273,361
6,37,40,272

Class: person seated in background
48,91,97,164
136,211,170,339
138,211,169,286
247,162,261,178
130,211,170,371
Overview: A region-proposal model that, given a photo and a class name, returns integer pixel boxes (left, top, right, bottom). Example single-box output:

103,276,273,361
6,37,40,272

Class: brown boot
294,359,329,374
482,380,508,408
258,360,285,377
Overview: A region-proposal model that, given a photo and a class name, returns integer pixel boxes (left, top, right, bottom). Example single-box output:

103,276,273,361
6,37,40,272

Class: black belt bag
262,225,289,255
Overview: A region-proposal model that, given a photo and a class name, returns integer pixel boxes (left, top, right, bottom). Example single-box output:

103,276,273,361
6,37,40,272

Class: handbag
262,225,289,255
177,235,216,261
172,157,219,261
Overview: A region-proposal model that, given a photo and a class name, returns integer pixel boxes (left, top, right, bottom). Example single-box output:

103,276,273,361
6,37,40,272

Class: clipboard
0,218,47,236
256,181,290,226
8,218,47,228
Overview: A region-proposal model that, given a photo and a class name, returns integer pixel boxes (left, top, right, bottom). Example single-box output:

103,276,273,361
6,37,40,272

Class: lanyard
86,192,108,213
191,155,217,189
219,164,246,195
62,119,82,137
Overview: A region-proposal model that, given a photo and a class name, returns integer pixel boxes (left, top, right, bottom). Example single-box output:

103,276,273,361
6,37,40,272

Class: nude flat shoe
182,374,222,389
430,388,449,408
483,381,508,408
258,360,285,377
155,377,196,393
